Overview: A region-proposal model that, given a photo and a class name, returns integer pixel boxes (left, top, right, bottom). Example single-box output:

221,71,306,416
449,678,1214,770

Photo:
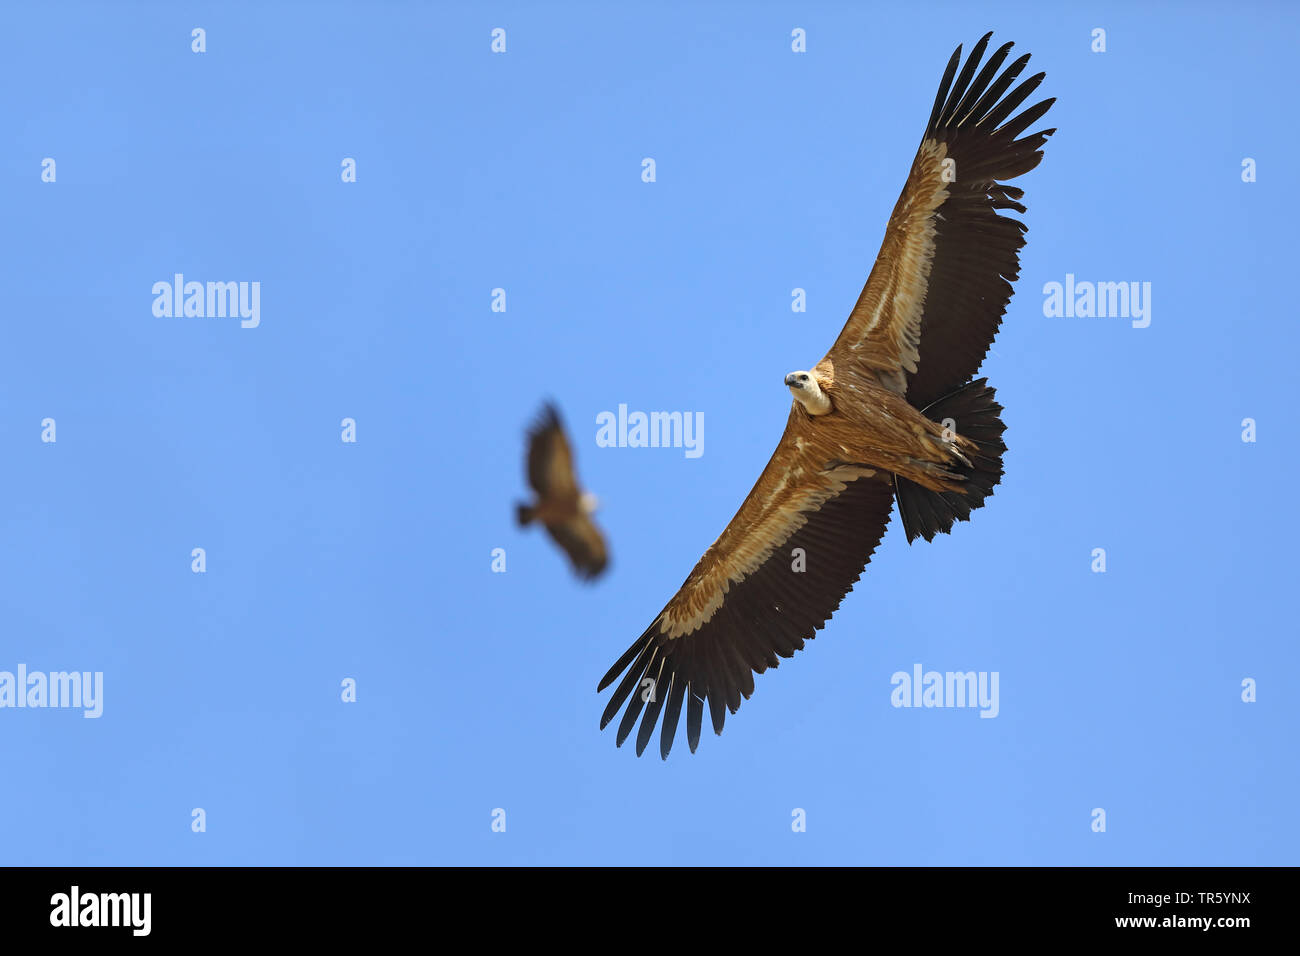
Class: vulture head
784,370,831,415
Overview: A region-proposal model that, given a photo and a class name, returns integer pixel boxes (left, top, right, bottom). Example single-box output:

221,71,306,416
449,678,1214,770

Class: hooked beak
784,373,802,389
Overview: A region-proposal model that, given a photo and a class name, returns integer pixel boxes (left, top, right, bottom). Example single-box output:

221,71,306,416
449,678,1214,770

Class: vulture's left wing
825,32,1055,407
597,409,896,758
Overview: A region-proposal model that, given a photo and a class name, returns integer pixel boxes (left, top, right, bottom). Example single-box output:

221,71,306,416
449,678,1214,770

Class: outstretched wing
597,409,896,758
526,403,577,499
826,32,1055,406
547,513,609,581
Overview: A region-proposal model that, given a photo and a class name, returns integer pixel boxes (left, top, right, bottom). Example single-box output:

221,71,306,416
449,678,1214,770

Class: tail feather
895,378,1007,544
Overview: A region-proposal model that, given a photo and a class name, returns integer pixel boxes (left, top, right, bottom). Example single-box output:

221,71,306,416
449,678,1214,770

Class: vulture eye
800,375,809,381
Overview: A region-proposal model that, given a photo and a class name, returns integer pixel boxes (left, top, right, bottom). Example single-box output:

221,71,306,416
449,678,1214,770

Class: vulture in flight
598,33,1055,757
517,403,609,581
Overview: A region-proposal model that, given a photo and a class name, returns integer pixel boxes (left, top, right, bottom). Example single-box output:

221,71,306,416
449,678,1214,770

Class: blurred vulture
517,403,608,581
599,33,1055,757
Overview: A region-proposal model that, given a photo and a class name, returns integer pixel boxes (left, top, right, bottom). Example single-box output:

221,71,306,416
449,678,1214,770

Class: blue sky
1,1,1296,865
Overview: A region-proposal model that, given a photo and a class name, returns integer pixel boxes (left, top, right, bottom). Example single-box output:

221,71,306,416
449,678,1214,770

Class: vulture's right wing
597,408,896,758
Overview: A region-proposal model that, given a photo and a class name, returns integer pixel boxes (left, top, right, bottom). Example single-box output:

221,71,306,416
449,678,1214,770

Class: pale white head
785,370,831,415
579,491,600,514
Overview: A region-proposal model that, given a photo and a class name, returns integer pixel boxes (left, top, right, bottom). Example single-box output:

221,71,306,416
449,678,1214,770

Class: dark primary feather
598,473,896,758
904,33,1056,407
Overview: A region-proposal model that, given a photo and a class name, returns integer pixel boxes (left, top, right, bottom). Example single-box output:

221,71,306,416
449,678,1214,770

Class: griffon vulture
598,33,1054,757
517,403,609,580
